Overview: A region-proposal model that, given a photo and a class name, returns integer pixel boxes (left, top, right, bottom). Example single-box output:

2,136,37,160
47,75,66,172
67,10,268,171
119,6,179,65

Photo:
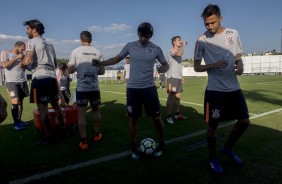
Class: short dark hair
80,31,92,43
137,22,154,37
171,36,181,46
23,19,45,35
14,41,25,47
201,4,221,18
126,56,130,59
60,63,68,71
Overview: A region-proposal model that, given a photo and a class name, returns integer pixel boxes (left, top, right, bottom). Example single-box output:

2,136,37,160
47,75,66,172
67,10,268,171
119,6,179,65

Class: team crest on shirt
9,91,15,98
225,36,233,46
146,48,153,55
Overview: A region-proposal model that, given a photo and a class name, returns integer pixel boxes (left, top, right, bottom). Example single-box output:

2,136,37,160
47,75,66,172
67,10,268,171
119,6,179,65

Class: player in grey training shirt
166,36,187,124
93,22,169,160
1,41,29,130
21,19,64,146
68,31,105,150
194,4,250,174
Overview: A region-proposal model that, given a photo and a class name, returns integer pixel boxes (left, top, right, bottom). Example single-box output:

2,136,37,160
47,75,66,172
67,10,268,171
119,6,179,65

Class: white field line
256,81,282,85
100,90,204,107
10,107,282,184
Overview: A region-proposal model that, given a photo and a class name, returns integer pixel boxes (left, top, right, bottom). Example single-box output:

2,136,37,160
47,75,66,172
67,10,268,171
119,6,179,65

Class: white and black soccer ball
140,138,156,155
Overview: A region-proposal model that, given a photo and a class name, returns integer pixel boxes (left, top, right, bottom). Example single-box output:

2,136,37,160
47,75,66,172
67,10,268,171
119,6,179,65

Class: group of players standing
0,4,250,174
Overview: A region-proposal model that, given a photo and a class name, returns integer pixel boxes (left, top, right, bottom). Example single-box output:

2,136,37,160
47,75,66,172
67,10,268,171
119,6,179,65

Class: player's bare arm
157,61,169,73
93,55,123,66
194,59,228,72
98,66,105,75
22,50,34,67
68,64,76,74
235,54,244,75
173,40,187,57
2,53,24,68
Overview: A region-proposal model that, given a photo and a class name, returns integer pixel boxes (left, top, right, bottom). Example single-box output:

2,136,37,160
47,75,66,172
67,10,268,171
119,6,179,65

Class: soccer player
56,63,72,105
21,19,64,145
123,56,130,85
166,36,187,124
1,41,29,130
194,4,250,173
93,22,169,160
68,31,105,150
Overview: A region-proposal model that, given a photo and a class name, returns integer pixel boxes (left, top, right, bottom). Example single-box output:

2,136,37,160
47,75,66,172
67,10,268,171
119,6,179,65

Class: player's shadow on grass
242,89,282,107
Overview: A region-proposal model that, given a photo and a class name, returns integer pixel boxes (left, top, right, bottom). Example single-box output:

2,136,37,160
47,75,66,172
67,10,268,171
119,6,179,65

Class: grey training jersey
194,28,243,92
1,50,26,82
26,37,56,79
118,41,167,88
69,46,102,92
167,49,183,79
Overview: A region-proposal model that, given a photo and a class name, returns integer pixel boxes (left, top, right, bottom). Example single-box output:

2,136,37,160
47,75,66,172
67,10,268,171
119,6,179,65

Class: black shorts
6,82,29,99
126,86,161,118
30,78,59,104
76,90,101,108
167,77,183,94
204,89,249,124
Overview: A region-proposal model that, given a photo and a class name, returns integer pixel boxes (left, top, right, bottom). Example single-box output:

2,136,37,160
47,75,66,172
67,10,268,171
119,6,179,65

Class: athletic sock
11,104,20,124
207,136,217,159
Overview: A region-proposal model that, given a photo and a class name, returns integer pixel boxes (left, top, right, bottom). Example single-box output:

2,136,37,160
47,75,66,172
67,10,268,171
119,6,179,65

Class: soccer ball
140,138,156,155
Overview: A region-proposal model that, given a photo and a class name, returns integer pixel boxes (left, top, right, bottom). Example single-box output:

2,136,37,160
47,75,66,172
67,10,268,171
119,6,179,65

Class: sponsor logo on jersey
82,53,97,56
226,30,234,35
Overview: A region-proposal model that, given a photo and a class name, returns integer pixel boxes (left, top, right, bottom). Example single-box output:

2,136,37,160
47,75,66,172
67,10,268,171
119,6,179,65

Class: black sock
175,112,180,116
207,136,217,159
11,104,20,124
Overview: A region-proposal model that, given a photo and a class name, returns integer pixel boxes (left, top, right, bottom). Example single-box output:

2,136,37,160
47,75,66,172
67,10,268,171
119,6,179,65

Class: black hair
137,22,154,37
201,4,221,18
23,19,45,35
80,31,92,43
60,63,68,71
171,36,181,46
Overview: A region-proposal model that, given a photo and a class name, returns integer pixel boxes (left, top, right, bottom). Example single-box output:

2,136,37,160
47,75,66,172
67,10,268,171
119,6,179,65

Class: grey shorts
167,77,183,94
6,82,29,99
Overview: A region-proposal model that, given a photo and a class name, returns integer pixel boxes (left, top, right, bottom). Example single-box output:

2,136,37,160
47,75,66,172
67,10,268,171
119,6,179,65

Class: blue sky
0,0,282,60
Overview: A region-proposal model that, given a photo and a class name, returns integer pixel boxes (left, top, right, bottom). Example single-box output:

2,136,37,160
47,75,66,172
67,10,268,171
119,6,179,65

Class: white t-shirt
69,46,102,92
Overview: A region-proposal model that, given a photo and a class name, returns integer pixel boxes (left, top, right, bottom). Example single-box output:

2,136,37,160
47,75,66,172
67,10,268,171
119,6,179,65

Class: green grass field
0,75,281,184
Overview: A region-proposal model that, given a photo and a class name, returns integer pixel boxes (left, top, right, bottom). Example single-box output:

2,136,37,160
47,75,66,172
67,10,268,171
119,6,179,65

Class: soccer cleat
79,141,89,150
13,123,25,130
166,117,174,124
93,132,103,142
153,145,164,157
220,147,242,164
131,144,140,160
131,151,140,160
175,114,187,120
19,121,29,126
209,159,224,174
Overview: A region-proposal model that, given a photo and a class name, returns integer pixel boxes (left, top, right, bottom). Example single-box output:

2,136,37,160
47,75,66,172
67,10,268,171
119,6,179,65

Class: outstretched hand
92,59,100,66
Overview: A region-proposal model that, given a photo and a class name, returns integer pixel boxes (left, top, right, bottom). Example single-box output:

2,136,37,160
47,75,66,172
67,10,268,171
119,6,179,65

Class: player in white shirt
93,22,169,160
194,4,250,173
166,36,187,124
68,31,105,150
1,41,29,130
21,19,64,145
